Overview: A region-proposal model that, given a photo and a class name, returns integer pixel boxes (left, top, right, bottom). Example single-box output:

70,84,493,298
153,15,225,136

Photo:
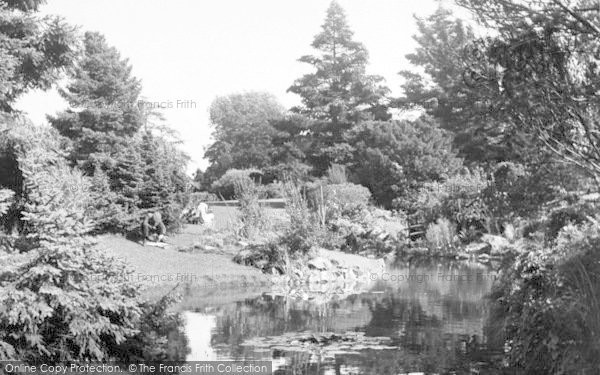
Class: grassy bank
94,224,272,293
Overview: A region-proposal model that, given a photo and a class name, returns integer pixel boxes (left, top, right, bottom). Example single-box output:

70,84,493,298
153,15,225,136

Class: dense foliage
348,118,462,209
458,0,600,179
204,92,285,183
288,1,389,128
0,0,78,112
0,118,184,362
210,168,263,200
49,31,189,233
489,220,600,374
0,2,187,363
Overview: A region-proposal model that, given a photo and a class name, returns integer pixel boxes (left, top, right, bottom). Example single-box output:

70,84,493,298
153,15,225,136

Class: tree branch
552,0,600,35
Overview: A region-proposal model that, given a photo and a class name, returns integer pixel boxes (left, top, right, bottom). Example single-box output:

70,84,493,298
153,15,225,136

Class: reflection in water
183,312,217,360
181,261,504,374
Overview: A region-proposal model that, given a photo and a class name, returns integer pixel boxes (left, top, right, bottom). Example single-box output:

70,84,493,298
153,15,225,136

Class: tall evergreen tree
50,31,143,169
0,0,78,112
399,8,477,134
398,7,531,164
49,32,188,232
289,1,389,128
288,1,389,174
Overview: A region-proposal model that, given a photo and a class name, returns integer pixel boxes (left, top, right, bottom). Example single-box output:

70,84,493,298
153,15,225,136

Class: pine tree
398,7,527,164
50,31,143,168
0,0,78,112
288,1,390,175
49,32,189,233
288,1,389,134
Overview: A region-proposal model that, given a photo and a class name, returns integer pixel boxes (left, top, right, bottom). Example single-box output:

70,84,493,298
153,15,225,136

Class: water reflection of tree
209,294,373,359
360,289,490,373
196,262,501,372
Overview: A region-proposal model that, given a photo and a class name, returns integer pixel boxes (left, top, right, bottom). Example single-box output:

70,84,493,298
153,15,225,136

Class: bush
234,179,266,239
424,218,457,252
280,180,322,256
349,118,462,209
262,162,312,182
257,182,283,199
489,219,600,374
547,203,596,241
414,168,490,233
307,183,372,221
520,203,598,242
325,163,348,184
211,168,263,200
0,120,181,362
484,162,560,224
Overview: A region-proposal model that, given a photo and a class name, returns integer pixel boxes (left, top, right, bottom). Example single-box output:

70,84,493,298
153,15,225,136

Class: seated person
197,202,214,227
141,210,166,243
182,202,214,226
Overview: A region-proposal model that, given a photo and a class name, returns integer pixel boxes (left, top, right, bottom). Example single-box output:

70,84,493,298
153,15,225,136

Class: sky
15,0,461,174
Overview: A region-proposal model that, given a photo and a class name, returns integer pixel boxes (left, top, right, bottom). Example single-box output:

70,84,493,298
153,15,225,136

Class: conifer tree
49,32,188,232
0,0,77,112
398,7,525,164
288,1,389,173
50,31,143,167
289,1,389,130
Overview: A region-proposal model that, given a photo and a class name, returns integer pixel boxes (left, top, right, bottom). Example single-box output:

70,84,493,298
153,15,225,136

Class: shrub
234,179,266,239
325,163,348,184
425,218,457,252
547,203,596,241
489,219,600,374
211,168,263,200
0,237,141,361
280,180,321,256
484,162,559,224
190,191,218,203
262,162,312,182
258,182,283,199
414,168,490,234
520,203,598,242
233,242,288,274
0,120,181,362
349,118,462,209
307,183,372,221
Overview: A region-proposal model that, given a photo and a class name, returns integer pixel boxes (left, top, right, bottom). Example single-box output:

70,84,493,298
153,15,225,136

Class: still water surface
178,261,504,374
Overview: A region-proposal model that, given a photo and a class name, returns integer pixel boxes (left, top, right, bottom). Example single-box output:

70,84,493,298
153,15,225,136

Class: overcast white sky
15,0,461,173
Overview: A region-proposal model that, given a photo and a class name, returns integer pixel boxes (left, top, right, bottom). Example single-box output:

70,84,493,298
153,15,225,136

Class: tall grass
326,163,348,184
234,179,266,239
280,179,321,256
424,217,457,252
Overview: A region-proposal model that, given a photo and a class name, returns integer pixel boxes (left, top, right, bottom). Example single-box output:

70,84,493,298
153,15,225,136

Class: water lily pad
241,331,398,356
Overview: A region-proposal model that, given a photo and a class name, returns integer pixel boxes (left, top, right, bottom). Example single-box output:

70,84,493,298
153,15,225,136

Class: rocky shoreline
270,248,385,301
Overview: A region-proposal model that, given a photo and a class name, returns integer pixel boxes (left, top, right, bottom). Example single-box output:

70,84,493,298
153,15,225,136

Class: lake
174,260,505,374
